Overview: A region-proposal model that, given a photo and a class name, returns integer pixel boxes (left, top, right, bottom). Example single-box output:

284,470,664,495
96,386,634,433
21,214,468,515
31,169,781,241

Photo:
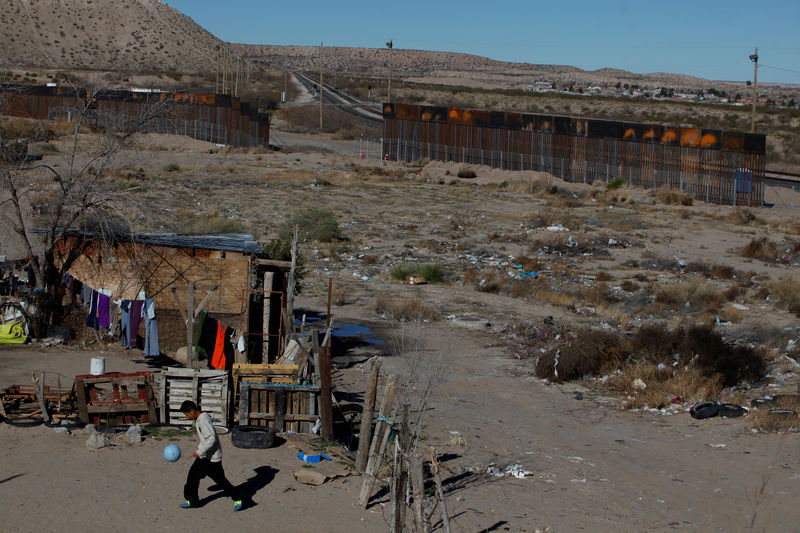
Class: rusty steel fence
1,85,269,148
382,103,767,207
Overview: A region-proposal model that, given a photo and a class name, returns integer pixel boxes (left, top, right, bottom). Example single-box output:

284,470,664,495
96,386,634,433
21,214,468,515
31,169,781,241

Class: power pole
319,42,324,130
750,47,758,132
386,40,393,102
283,62,288,103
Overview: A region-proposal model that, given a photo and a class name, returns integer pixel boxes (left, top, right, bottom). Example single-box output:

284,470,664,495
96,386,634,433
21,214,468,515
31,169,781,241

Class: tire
751,398,776,409
44,416,85,430
4,415,44,427
690,401,720,420
717,404,747,418
214,425,230,435
769,409,798,418
232,425,276,449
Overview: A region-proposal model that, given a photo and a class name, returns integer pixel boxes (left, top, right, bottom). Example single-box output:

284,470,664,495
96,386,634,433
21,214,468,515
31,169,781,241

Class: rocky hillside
0,0,222,73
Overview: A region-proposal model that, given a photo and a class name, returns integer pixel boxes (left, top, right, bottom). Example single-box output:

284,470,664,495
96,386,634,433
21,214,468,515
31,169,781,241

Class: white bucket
90,357,105,375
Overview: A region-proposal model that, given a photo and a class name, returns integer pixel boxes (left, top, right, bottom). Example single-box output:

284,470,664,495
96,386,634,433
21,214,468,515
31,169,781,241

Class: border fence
382,103,767,207
1,85,269,148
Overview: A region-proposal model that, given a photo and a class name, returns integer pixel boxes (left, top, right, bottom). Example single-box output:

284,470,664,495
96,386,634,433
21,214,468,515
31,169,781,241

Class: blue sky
165,1,800,85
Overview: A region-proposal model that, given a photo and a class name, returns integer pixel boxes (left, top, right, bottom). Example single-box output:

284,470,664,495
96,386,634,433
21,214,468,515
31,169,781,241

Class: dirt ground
3,125,800,532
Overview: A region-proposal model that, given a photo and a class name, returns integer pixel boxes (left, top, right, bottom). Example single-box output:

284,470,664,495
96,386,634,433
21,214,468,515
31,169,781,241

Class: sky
164,0,800,85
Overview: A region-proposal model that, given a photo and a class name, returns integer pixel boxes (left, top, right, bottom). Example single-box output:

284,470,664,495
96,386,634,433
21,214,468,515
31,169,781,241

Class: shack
50,230,287,362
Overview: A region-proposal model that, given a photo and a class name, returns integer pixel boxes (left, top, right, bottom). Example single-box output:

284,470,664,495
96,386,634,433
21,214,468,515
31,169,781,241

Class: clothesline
61,271,160,357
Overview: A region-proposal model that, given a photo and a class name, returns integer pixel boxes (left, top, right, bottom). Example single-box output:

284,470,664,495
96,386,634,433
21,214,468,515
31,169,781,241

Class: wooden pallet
239,382,319,433
159,368,229,428
74,372,157,425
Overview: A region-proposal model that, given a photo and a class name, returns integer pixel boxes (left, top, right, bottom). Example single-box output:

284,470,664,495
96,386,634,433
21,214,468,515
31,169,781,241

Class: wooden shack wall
55,238,250,316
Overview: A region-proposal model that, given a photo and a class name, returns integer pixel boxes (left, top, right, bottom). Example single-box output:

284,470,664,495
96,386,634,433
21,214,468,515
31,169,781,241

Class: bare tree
0,85,168,333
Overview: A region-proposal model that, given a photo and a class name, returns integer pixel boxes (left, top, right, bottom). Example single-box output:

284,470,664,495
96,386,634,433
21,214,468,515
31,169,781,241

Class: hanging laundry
129,300,144,348
86,290,99,329
81,285,92,308
97,293,110,329
197,315,218,359
223,328,235,370
141,298,159,357
120,300,131,347
211,323,227,369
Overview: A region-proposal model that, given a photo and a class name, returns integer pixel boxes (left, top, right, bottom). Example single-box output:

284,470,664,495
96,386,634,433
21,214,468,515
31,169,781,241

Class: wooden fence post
355,359,381,473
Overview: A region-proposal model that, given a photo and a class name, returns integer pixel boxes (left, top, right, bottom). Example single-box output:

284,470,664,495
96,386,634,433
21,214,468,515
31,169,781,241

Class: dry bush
629,324,684,363
640,250,680,271
535,330,627,380
750,407,799,432
332,285,355,306
711,264,737,280
595,271,614,282
655,277,723,309
723,285,741,301
532,288,575,307
726,208,759,225
718,304,746,323
767,276,800,313
595,188,633,205
374,296,437,321
605,363,722,409
620,279,639,292
652,186,693,206
680,325,765,386
739,237,778,261
514,255,542,272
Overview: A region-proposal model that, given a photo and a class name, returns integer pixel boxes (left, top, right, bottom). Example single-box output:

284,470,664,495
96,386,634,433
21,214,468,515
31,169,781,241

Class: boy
178,400,243,511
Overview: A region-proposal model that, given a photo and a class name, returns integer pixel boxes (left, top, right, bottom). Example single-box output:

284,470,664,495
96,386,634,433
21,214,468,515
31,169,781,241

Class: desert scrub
39,142,58,152
457,165,476,179
375,295,437,320
163,162,181,172
606,177,625,190
280,208,341,242
389,263,445,283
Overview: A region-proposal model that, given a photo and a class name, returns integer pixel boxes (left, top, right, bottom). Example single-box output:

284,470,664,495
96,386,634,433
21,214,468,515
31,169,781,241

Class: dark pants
184,458,242,506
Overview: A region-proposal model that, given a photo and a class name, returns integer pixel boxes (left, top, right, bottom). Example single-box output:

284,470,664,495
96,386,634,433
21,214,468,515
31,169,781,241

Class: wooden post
262,271,274,363
327,278,333,328
187,282,195,367
410,454,427,533
390,404,409,533
358,374,398,507
356,359,381,473
429,447,452,533
315,328,334,440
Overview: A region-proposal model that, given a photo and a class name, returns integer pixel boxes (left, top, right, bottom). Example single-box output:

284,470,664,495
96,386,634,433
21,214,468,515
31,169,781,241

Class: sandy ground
3,128,800,532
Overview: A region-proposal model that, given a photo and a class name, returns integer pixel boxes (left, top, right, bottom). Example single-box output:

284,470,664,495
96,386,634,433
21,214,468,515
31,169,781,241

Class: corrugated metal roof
33,229,263,254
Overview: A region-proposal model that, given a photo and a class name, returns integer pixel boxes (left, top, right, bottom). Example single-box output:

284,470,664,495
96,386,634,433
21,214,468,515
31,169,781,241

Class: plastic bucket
90,357,105,375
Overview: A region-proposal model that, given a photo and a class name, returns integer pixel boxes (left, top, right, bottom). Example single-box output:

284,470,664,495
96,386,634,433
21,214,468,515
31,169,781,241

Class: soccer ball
163,443,181,462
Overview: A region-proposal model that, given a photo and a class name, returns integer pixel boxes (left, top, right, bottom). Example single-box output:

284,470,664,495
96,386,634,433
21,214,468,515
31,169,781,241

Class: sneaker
233,500,243,512
179,501,192,509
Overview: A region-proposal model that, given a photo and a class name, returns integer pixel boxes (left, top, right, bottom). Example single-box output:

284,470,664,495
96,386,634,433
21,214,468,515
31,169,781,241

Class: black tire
750,398,776,409
769,409,798,418
4,415,44,427
717,404,747,418
44,416,85,430
690,401,720,420
232,425,276,449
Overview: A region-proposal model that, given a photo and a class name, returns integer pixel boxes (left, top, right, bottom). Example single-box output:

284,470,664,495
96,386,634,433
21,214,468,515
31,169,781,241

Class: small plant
163,163,181,172
389,263,445,283
39,142,58,153
740,237,777,262
606,177,625,190
375,296,437,320
457,165,476,179
279,208,341,243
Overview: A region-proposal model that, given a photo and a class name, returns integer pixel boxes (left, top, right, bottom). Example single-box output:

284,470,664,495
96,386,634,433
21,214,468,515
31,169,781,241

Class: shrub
280,208,341,242
39,142,58,153
535,330,627,381
767,276,800,310
375,296,437,320
679,326,765,386
653,186,693,206
163,163,181,172
740,237,777,261
389,263,445,283
606,177,625,190
457,166,477,179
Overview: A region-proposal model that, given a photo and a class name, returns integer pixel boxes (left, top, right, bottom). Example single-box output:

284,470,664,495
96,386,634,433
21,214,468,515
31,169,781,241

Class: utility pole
386,40,393,102
750,47,758,132
283,62,288,103
319,42,324,130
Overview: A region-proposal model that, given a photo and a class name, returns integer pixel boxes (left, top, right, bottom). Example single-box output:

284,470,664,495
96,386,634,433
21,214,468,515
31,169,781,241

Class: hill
0,0,222,74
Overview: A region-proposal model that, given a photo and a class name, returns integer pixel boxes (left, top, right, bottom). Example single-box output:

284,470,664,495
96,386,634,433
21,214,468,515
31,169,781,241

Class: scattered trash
52,426,70,434
633,378,647,391
406,275,426,285
690,401,747,419
297,452,332,464
706,443,726,448
486,466,504,477
505,464,533,479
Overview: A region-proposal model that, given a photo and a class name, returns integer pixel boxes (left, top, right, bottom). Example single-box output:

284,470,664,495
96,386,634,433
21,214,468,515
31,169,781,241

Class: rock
293,469,328,486
126,424,143,444
52,426,70,435
82,424,96,434
447,434,467,448
85,433,110,450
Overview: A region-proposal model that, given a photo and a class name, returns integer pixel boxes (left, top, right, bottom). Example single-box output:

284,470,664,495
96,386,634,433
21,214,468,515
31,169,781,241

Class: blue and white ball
163,443,181,462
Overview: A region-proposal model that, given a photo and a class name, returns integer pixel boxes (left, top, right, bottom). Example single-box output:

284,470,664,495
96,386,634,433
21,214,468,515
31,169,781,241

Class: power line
760,64,800,75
